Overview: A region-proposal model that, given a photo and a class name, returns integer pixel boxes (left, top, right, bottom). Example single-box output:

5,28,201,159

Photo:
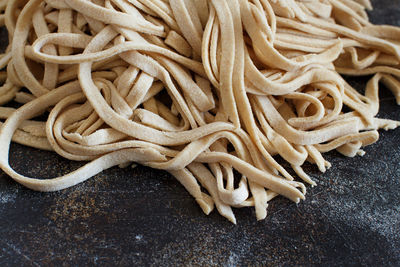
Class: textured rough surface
0,0,400,266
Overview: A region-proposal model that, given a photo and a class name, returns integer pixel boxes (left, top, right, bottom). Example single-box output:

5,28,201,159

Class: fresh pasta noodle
0,0,399,223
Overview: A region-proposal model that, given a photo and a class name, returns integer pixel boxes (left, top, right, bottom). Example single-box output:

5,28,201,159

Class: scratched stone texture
0,0,399,266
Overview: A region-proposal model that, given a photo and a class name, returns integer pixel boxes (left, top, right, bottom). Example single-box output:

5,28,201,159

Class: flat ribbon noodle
0,0,399,223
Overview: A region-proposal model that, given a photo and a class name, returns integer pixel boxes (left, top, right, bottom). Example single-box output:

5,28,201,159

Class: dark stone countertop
0,0,399,266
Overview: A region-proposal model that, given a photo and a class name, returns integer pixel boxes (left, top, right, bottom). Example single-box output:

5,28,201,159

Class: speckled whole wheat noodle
0,0,399,223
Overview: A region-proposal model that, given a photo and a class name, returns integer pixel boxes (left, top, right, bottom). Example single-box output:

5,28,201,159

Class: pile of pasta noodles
0,0,399,223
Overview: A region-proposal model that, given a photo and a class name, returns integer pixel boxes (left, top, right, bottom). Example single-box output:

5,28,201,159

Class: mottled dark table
1,0,400,266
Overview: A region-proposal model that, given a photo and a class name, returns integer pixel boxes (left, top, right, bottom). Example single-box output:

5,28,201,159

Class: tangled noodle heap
0,0,399,223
